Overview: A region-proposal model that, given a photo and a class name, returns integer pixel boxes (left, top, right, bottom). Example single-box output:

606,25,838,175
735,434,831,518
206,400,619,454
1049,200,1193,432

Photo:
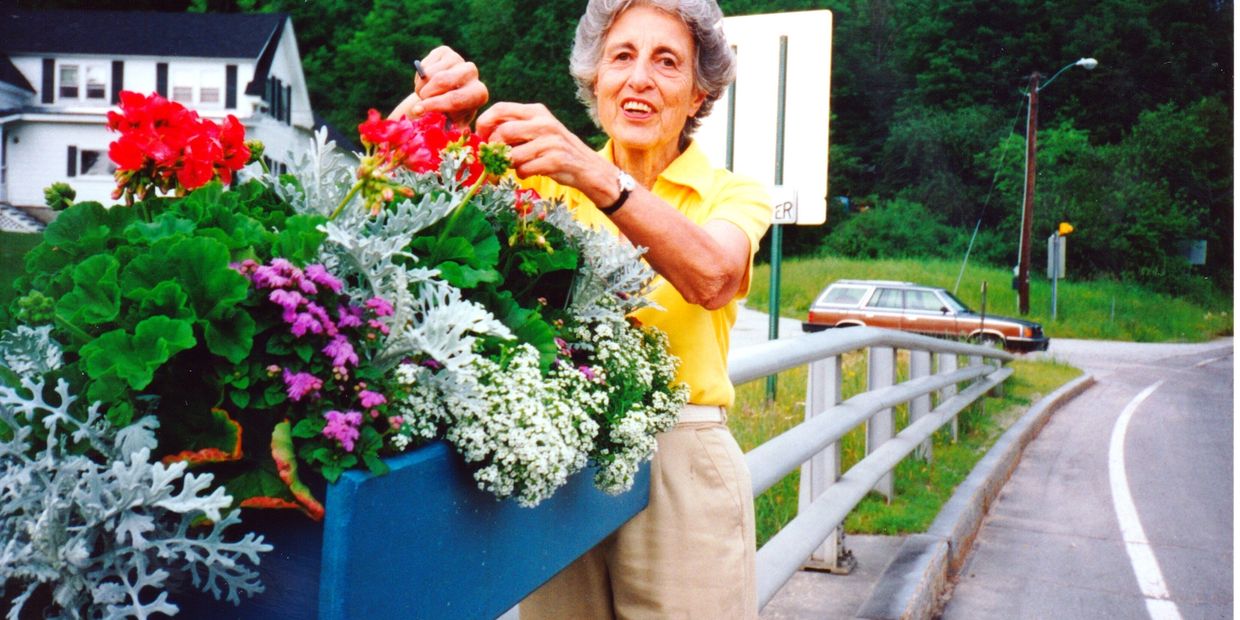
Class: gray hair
570,0,736,149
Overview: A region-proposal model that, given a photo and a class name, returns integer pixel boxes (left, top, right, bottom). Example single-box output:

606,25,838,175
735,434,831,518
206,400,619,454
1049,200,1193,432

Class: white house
0,7,346,230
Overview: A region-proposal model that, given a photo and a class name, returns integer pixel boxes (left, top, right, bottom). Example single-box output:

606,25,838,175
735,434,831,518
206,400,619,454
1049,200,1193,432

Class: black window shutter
273,78,282,120
225,64,237,109
67,146,77,177
41,58,54,104
111,61,124,104
284,84,292,123
156,63,168,97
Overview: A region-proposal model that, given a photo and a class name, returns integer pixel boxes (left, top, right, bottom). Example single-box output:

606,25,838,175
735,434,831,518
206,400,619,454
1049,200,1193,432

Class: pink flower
359,389,387,409
283,370,322,402
289,311,324,337
269,289,304,313
323,410,363,452
337,304,363,329
306,302,338,337
305,264,343,294
366,296,394,317
368,318,390,335
253,263,293,289
323,335,359,369
578,365,598,381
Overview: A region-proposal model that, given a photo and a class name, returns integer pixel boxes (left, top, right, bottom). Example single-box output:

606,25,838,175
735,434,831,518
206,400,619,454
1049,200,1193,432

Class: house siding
0,15,327,217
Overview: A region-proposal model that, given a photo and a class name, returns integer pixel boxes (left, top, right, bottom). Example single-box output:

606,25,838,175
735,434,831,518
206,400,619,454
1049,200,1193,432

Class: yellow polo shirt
520,141,771,407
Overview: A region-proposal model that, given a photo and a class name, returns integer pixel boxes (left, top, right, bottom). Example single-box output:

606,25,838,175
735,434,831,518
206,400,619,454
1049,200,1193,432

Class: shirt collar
600,139,714,198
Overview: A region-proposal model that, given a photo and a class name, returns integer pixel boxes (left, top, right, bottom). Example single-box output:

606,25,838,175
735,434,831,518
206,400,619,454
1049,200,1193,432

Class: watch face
618,171,637,191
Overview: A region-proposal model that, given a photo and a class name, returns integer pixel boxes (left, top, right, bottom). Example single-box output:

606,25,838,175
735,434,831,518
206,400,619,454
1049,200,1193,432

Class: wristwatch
599,170,637,216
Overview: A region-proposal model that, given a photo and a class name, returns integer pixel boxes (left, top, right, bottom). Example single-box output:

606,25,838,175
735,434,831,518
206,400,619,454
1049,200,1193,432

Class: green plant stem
435,172,491,246
53,313,94,346
329,180,365,221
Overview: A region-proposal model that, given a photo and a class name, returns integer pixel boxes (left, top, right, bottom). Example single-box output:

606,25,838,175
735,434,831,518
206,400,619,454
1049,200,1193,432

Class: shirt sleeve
707,172,772,262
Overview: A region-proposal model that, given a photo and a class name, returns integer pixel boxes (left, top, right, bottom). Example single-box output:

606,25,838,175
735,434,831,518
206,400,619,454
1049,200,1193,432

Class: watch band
600,170,637,216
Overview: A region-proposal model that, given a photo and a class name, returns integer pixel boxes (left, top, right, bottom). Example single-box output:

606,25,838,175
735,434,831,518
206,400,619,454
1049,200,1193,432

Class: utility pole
1017,71,1040,316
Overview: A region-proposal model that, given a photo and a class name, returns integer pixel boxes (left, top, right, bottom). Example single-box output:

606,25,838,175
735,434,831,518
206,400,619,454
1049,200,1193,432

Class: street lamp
1016,57,1097,315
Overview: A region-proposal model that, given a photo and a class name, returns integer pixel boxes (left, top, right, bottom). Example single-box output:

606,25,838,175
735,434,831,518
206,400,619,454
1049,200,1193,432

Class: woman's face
594,5,706,161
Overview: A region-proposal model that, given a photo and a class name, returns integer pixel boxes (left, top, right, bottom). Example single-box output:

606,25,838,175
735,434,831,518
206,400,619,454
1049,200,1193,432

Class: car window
940,291,972,313
867,288,904,309
906,290,942,312
821,285,868,305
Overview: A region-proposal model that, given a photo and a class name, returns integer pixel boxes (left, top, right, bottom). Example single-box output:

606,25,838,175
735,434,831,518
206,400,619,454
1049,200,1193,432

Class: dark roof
244,16,285,96
0,53,33,92
0,9,285,59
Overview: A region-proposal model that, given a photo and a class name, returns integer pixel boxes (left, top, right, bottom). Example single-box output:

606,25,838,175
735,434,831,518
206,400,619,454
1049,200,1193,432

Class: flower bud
245,139,265,164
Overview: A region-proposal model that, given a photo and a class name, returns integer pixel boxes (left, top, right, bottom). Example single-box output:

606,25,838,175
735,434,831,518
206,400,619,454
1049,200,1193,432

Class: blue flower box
180,440,649,619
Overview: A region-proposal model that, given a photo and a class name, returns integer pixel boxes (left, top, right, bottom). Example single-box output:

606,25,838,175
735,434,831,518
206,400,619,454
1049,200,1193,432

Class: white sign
771,185,798,224
695,10,832,226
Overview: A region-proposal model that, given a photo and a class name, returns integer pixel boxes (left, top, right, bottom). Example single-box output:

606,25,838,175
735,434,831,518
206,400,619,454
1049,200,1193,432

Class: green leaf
79,315,196,392
120,236,249,320
411,205,501,287
56,254,121,325
272,214,328,264
272,420,325,520
230,389,251,409
40,201,135,259
487,291,559,373
291,417,326,439
124,213,197,244
160,407,243,465
204,309,256,364
436,260,501,288
294,341,314,363
136,281,194,321
517,248,578,278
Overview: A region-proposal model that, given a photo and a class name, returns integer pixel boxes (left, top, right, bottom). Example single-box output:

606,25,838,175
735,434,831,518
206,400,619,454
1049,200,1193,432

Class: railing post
937,352,959,442
909,349,932,461
798,356,854,573
866,346,895,500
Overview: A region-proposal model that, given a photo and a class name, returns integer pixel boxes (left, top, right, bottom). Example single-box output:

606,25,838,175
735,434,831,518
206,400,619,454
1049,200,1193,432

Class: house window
58,62,110,101
74,149,116,177
170,69,224,107
85,65,107,99
59,64,79,98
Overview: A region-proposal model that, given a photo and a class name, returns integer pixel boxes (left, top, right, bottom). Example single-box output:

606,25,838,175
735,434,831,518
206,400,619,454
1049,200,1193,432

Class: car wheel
974,334,1004,349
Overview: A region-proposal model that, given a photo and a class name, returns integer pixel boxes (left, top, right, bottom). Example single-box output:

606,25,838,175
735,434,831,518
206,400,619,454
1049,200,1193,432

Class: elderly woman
399,0,769,616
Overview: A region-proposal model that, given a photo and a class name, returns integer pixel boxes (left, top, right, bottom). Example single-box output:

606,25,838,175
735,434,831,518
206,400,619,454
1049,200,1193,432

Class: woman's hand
476,103,617,205
389,46,488,127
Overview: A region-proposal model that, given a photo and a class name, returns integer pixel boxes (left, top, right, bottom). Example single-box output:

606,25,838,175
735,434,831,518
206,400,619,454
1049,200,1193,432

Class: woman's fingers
396,46,488,123
388,91,423,121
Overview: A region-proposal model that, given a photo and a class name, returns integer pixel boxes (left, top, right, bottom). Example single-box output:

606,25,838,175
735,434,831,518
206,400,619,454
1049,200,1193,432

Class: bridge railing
727,326,1014,609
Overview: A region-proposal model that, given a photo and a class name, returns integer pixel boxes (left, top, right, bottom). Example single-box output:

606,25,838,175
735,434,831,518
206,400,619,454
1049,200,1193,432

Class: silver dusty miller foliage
0,328,272,620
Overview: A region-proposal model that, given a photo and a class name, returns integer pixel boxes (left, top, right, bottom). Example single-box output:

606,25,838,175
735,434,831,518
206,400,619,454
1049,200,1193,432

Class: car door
902,288,950,336
861,287,905,330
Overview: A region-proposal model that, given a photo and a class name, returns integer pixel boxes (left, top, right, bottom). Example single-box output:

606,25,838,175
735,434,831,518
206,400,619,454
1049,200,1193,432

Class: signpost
696,10,833,400
1048,221,1072,320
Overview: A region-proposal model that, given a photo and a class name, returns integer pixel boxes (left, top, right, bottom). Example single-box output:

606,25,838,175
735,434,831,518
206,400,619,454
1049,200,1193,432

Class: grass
728,356,1083,546
748,255,1233,343
0,232,41,313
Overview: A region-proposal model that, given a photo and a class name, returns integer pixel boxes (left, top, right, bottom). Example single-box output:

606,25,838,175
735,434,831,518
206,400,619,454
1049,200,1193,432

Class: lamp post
1016,57,1097,315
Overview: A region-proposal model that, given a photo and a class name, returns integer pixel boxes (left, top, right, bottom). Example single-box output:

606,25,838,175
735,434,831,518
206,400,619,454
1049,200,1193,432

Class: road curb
853,373,1097,620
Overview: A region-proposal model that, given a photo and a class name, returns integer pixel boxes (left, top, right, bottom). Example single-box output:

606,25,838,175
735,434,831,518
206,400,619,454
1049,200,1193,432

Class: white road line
1108,381,1183,620
1193,355,1227,368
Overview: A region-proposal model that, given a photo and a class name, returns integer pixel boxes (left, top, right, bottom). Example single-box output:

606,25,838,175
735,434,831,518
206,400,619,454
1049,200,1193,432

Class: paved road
943,339,1234,619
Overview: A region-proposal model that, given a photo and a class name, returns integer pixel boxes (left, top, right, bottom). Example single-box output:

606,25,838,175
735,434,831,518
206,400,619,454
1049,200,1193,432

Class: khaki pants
521,418,757,619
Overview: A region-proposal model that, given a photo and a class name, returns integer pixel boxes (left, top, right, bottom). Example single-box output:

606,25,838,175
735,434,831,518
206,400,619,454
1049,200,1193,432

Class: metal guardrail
727,326,1014,610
